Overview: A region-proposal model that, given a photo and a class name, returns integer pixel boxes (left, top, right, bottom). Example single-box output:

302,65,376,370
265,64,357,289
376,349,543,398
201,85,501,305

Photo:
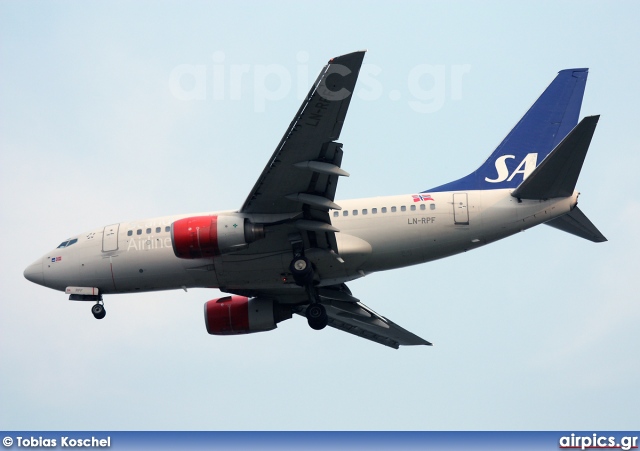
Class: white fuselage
26,188,577,300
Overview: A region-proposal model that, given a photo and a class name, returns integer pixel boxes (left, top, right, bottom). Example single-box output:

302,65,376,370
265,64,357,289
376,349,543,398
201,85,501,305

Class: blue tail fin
427,68,588,192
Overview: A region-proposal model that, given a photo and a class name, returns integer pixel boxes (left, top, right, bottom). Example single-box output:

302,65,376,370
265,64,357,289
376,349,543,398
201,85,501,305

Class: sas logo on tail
485,153,538,183
412,194,434,202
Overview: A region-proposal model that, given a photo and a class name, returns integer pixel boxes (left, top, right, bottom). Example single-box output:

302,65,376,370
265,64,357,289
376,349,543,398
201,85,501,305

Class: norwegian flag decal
412,194,434,202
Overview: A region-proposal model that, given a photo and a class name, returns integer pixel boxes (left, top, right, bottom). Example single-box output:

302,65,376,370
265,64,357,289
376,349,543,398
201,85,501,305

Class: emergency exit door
453,193,469,225
102,224,120,252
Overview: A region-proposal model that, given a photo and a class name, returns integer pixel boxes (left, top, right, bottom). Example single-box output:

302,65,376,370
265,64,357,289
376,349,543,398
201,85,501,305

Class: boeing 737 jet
23,51,606,348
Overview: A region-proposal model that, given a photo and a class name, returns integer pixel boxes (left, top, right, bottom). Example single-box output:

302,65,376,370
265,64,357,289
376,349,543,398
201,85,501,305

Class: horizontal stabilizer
545,206,607,242
512,115,599,200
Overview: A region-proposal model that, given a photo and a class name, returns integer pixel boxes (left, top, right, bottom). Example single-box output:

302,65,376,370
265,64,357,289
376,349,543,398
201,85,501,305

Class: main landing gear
306,302,328,330
91,298,106,320
288,250,328,330
289,256,314,286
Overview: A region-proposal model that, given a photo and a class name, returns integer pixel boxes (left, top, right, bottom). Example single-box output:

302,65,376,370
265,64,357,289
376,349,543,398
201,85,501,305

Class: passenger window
156,227,161,233
391,206,396,212
410,205,416,211
401,206,406,212
353,210,358,216
137,229,142,235
146,228,151,234
165,226,170,232
343,211,348,216
372,208,377,214
420,204,426,211
127,230,133,236
362,209,368,215
382,207,387,213
430,204,436,210
333,211,339,217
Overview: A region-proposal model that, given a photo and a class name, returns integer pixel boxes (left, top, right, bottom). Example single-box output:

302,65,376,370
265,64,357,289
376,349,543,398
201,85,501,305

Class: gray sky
1,0,638,430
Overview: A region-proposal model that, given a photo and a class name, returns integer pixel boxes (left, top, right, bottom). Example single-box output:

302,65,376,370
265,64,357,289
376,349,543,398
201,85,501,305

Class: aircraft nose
24,260,44,286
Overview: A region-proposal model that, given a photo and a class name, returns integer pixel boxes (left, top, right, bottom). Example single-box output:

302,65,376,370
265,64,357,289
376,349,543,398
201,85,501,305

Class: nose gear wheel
91,299,106,320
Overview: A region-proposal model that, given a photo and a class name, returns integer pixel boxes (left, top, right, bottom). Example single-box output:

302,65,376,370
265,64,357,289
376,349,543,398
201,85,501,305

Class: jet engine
204,295,292,335
171,215,264,259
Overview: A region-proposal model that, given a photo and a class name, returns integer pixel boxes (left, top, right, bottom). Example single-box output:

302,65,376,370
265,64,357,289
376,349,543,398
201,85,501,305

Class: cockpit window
56,238,78,248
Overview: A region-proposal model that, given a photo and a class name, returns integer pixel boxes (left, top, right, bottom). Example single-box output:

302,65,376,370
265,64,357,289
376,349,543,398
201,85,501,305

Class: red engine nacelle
204,295,279,335
171,215,264,259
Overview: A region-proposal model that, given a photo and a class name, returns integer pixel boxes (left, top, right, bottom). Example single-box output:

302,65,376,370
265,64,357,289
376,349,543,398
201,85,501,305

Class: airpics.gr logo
559,433,638,450
485,152,538,184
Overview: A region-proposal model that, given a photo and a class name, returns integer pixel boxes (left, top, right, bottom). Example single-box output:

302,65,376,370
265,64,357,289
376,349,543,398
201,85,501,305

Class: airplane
23,51,606,349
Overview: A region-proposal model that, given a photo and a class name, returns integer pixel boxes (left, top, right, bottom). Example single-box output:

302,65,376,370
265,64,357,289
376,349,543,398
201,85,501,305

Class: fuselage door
102,224,120,252
453,193,469,225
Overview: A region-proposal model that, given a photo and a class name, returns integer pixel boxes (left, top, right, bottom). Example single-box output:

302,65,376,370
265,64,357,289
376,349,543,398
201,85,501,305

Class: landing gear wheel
306,303,328,330
289,256,314,286
91,303,106,320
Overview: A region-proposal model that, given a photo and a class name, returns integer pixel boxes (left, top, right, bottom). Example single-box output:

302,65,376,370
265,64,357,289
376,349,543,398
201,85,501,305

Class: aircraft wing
296,298,432,349
227,282,431,349
233,51,429,349
239,51,365,251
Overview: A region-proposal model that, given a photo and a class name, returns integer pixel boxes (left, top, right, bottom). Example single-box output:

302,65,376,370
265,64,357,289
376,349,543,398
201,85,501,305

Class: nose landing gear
91,299,106,320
